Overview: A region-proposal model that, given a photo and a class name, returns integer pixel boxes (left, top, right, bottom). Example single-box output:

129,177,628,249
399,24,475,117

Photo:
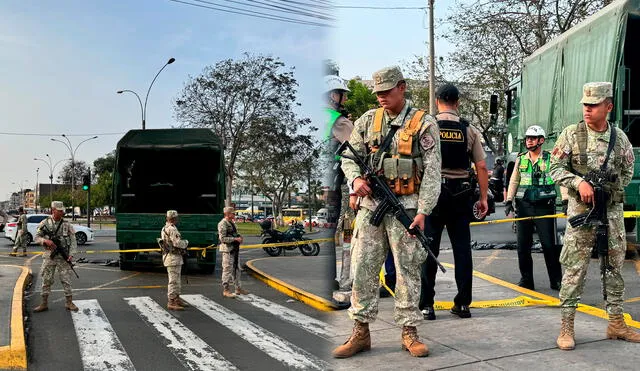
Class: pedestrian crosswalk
68,293,332,371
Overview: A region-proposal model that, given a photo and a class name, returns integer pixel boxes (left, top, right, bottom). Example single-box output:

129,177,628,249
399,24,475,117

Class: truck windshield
116,148,222,214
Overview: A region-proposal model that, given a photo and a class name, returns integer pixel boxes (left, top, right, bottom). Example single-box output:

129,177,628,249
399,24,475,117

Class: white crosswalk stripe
182,294,330,370
124,296,238,371
235,293,335,338
71,299,136,371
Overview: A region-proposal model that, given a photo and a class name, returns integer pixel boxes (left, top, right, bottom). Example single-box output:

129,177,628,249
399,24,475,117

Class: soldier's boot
223,288,236,298
332,320,370,358
167,298,184,311
235,287,249,295
176,296,189,308
20,249,27,257
33,295,49,313
401,326,429,357
607,314,640,342
65,296,79,312
556,313,575,350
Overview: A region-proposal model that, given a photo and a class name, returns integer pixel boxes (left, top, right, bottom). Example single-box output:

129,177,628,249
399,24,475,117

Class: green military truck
113,128,225,272
504,0,640,234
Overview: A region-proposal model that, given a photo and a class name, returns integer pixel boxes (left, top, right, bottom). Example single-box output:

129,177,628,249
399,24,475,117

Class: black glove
505,200,514,216
562,200,568,215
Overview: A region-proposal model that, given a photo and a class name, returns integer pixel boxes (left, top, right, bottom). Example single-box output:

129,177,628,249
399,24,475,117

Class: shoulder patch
420,132,436,150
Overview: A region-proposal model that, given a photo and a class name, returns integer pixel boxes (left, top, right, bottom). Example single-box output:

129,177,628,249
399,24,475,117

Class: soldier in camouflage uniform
549,82,640,350
161,210,189,311
11,207,28,256
333,66,441,358
33,201,78,312
218,206,248,298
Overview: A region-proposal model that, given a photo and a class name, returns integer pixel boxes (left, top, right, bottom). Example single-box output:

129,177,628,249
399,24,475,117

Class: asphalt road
1,228,334,371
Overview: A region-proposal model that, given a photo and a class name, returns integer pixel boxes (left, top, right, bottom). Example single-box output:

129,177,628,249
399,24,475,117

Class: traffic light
82,173,90,191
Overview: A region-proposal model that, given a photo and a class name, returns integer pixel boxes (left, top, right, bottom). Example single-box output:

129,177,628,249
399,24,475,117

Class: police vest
516,151,557,203
437,117,470,171
369,107,425,196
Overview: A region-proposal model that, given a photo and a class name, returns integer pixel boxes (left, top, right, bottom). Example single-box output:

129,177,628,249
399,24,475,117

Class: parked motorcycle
259,220,320,257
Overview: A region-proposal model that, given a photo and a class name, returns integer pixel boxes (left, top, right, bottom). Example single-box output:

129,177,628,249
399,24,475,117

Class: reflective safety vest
325,108,343,140
516,151,557,202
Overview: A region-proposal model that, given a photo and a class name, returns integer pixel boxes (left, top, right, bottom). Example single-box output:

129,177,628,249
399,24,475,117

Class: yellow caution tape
379,268,395,298
5,238,334,256
472,211,640,227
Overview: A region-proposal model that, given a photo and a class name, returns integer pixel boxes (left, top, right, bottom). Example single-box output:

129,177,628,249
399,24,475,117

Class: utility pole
428,0,436,115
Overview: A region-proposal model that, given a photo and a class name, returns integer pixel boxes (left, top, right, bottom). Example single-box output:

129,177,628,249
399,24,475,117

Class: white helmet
324,75,350,94
525,125,545,138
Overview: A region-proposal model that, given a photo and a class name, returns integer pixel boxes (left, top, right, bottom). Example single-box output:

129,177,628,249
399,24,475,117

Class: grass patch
235,222,291,236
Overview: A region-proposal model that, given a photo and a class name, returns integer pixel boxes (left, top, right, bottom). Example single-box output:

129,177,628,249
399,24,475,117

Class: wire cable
169,0,332,27
0,132,125,137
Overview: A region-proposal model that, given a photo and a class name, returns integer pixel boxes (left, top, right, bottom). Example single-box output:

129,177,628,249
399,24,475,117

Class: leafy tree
433,0,606,154
93,151,115,179
58,160,89,189
173,53,312,206
343,79,378,120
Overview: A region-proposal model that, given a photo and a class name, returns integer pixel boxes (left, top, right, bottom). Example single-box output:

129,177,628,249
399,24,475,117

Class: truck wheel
119,253,134,271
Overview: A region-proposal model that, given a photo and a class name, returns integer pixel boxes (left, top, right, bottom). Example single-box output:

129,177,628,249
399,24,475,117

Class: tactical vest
437,117,470,171
368,107,425,196
515,151,557,203
569,121,623,204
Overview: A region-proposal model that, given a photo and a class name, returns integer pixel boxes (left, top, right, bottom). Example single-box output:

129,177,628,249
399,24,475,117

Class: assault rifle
567,170,617,301
50,237,80,279
336,141,446,273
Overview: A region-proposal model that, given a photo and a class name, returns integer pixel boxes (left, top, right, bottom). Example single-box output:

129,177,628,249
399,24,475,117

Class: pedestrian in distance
33,201,79,312
505,125,562,291
334,66,441,358
218,206,248,298
160,210,189,311
419,83,488,321
11,206,28,257
549,81,640,350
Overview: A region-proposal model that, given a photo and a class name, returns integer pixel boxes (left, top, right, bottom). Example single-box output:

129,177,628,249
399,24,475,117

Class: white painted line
124,296,237,371
182,294,329,370
236,293,335,338
71,299,135,371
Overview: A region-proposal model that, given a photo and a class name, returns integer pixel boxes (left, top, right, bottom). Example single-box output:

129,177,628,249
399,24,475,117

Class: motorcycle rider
505,125,562,291
492,158,505,202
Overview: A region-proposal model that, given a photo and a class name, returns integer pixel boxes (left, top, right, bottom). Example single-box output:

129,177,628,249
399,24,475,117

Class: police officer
549,82,640,350
324,74,356,293
33,201,78,312
333,66,441,358
492,158,505,200
218,206,248,298
419,83,488,321
505,125,562,291
11,207,28,256
161,210,189,311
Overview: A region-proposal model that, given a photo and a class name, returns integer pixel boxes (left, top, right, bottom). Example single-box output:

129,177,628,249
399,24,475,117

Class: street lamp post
35,154,67,206
117,57,175,130
35,168,39,211
50,135,98,220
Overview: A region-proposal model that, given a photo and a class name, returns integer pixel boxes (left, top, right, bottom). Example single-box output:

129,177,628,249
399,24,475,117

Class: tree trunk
226,173,233,207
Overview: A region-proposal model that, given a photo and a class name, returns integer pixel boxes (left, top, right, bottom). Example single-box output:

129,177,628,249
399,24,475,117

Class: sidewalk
247,247,640,370
0,264,31,370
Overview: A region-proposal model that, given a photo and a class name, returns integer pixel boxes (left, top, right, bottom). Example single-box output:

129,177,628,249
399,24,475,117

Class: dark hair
436,83,460,103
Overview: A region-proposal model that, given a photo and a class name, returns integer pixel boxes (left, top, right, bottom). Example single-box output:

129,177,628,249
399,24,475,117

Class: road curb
245,258,337,312
0,264,32,370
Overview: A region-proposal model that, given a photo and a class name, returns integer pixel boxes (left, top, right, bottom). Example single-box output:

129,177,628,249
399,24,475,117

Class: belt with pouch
441,177,472,196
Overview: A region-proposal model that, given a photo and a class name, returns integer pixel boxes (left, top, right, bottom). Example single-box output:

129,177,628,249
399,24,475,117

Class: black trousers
420,188,473,308
515,199,562,287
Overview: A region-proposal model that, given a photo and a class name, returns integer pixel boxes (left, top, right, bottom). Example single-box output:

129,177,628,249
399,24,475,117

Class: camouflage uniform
336,183,356,289
13,212,28,254
161,221,188,300
341,100,441,326
35,215,77,297
550,123,633,316
549,83,634,320
218,217,241,290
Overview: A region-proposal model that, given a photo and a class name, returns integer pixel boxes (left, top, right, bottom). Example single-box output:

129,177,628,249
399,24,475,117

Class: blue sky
0,0,328,202
331,0,455,82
